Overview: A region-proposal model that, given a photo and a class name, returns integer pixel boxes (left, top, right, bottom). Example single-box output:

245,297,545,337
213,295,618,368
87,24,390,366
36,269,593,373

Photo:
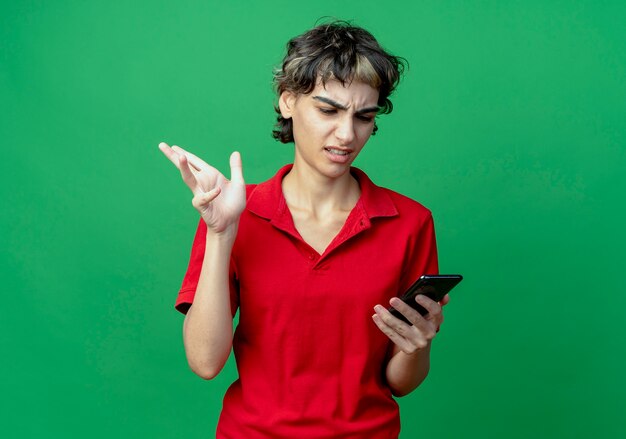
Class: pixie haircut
272,21,407,143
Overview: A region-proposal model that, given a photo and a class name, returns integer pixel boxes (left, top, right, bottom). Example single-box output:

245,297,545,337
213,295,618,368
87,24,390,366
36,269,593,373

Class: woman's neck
281,160,361,218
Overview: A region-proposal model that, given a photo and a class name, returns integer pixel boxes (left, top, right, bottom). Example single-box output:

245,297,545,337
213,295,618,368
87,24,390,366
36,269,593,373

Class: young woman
160,21,448,439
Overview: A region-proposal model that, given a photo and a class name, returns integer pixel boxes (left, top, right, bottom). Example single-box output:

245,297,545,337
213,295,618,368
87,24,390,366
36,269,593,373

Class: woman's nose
335,116,355,145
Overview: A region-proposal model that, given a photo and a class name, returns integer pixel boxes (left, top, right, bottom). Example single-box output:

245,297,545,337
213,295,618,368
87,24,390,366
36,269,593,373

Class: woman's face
279,78,380,180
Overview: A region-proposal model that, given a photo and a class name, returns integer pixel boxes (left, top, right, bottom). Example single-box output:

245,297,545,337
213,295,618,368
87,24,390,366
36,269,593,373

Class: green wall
2,1,625,437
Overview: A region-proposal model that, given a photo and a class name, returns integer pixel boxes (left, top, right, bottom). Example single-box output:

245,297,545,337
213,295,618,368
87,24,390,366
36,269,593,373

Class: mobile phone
389,274,463,324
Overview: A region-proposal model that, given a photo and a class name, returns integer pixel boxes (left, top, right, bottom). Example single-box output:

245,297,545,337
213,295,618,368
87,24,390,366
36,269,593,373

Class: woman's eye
319,108,336,115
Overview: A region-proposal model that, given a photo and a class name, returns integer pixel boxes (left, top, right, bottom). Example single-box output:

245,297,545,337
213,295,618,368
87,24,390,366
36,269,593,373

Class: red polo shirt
176,165,438,438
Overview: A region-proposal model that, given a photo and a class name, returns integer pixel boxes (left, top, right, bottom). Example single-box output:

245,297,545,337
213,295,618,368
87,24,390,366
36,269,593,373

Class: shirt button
308,254,315,260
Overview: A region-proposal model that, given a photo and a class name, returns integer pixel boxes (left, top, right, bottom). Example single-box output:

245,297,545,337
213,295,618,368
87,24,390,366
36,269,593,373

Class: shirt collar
246,164,398,221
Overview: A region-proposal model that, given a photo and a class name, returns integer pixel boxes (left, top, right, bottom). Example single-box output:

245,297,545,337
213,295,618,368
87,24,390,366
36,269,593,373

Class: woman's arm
385,343,431,397
159,142,246,379
183,231,237,379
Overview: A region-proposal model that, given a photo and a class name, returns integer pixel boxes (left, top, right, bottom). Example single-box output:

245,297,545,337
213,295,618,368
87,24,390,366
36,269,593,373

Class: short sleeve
175,219,239,315
398,213,439,293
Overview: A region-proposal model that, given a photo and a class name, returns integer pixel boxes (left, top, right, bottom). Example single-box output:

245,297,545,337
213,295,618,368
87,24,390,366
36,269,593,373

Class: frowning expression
279,79,380,179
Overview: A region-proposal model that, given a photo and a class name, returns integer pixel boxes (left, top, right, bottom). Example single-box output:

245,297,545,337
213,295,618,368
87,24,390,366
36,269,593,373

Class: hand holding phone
389,274,462,325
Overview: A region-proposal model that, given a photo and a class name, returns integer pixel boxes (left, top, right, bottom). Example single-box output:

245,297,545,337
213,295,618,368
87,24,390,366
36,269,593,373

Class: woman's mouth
325,147,350,156
324,147,353,163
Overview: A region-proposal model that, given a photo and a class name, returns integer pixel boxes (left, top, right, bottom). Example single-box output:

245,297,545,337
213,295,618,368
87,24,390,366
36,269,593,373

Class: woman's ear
278,91,296,119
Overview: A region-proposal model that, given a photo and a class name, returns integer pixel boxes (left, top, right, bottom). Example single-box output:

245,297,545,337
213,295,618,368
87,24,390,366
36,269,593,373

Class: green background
2,1,625,437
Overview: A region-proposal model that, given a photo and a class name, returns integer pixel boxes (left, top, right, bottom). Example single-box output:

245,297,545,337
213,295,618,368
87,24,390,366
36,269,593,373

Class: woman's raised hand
159,142,246,236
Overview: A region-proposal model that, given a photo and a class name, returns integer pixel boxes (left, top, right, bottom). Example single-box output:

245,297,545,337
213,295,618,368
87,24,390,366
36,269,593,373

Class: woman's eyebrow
355,105,380,115
313,96,379,114
313,96,347,110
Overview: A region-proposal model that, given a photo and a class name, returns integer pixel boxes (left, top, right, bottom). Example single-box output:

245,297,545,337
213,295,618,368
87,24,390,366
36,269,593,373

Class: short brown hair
272,20,406,143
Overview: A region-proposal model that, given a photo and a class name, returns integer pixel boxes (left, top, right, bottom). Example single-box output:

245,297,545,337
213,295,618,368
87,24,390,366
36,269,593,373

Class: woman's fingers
160,142,209,192
229,151,244,185
191,186,222,210
440,293,450,307
414,295,443,327
375,303,414,335
372,298,439,353
371,313,416,353
159,142,181,169
160,142,239,202
159,142,200,174
372,305,429,354
171,145,208,172
178,154,202,194
388,297,427,328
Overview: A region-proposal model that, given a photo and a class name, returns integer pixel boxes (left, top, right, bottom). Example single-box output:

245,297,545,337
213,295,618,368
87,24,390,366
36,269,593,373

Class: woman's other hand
159,142,246,236
372,294,448,354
